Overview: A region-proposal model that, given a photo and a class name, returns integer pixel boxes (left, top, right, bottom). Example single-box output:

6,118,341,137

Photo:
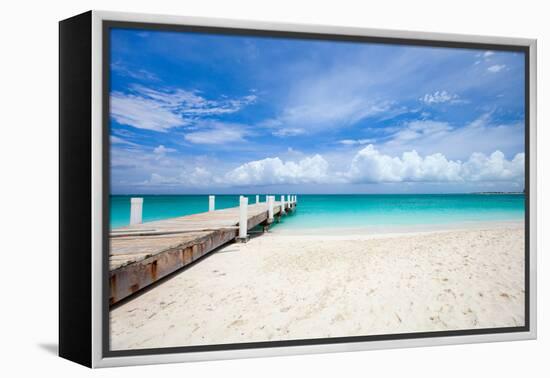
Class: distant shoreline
472,191,524,195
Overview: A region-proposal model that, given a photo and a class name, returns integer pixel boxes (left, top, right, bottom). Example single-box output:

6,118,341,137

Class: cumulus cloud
225,155,330,186
110,85,256,132
461,150,524,181
347,145,524,184
221,145,523,187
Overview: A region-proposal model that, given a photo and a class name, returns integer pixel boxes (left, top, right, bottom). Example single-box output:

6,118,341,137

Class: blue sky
109,28,525,194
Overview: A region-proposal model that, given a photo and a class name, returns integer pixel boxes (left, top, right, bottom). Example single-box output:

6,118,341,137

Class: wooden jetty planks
109,201,289,305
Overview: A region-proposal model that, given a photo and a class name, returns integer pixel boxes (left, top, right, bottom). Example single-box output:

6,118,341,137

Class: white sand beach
110,222,525,350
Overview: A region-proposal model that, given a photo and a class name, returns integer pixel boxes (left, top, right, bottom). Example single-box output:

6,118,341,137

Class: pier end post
268,196,274,223
256,194,260,204
280,195,286,214
208,195,215,211
236,196,250,243
130,197,143,225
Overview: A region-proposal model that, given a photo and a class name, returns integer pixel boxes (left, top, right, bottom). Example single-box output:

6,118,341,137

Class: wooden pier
109,196,297,305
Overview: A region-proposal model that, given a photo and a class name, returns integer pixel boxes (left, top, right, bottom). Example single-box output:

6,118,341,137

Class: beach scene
108,28,526,350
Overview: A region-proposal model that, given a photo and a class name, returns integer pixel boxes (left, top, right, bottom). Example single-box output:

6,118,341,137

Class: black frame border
101,20,531,359
59,11,93,367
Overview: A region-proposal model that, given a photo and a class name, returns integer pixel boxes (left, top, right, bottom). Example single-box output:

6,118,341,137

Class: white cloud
111,91,185,132
225,155,330,186
263,99,395,137
111,139,524,190
488,64,506,73
110,135,138,146
419,90,463,104
381,114,524,161
272,128,307,137
145,167,215,187
111,62,159,81
347,144,523,184
461,150,524,181
110,85,257,132
222,145,523,187
483,51,495,58
153,145,176,155
277,99,391,131
258,54,413,136
184,122,249,145
338,139,375,146
389,120,453,143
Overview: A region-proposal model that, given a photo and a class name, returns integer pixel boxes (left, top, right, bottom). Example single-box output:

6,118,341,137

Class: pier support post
280,195,286,214
261,196,275,233
268,196,274,222
208,195,215,211
256,194,260,204
236,196,249,243
130,197,143,225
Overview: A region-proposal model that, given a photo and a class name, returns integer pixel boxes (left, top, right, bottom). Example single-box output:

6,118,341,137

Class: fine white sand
110,222,525,350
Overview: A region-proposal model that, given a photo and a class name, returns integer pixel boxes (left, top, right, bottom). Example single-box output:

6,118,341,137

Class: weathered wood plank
109,201,290,305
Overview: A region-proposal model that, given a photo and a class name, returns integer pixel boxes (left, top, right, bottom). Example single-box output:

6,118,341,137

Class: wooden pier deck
109,199,295,305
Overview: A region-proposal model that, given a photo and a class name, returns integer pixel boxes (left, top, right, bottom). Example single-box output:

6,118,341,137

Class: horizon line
110,191,525,196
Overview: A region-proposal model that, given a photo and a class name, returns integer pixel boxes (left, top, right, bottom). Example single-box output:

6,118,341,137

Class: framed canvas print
59,10,537,368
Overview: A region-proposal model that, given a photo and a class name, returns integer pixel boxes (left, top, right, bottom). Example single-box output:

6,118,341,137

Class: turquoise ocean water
110,194,525,230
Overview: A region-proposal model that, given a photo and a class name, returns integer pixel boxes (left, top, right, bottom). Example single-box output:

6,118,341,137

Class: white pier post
268,195,274,222
208,195,215,211
236,196,249,243
256,194,260,204
130,197,143,225
280,195,286,214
